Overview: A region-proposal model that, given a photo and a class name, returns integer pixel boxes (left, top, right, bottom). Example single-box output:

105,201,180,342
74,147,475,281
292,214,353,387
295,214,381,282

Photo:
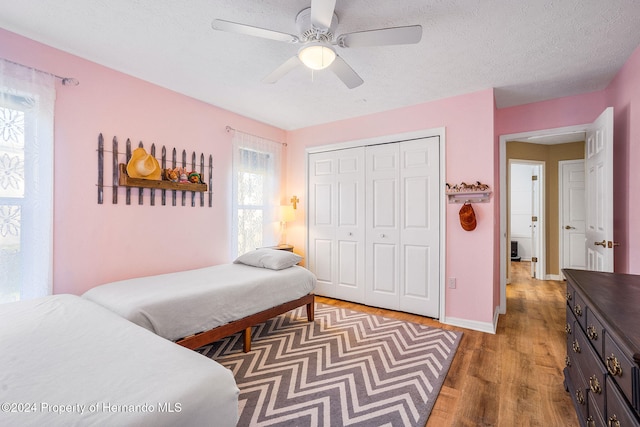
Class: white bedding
82,263,316,342
0,294,239,427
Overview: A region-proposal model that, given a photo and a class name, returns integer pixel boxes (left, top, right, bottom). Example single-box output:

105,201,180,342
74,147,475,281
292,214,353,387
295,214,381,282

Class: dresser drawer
587,392,606,427
565,323,583,394
570,320,586,366
566,281,575,306
585,307,605,360
565,366,589,424
604,333,636,406
606,377,640,427
574,329,606,421
566,305,576,342
572,290,587,330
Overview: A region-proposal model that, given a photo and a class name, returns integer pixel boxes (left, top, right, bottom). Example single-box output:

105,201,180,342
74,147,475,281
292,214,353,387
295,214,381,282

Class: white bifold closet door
308,137,439,318
308,147,366,303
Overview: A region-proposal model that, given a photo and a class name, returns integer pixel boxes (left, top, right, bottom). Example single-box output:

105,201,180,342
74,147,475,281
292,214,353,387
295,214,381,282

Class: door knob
608,241,620,248
564,225,575,230
594,240,607,247
380,234,386,238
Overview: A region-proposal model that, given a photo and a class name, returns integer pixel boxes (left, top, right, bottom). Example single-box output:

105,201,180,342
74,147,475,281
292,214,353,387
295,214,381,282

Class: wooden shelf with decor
445,181,491,203
118,164,207,192
445,190,492,204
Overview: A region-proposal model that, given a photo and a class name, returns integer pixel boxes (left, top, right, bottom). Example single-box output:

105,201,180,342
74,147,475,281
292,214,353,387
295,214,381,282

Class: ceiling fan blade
330,55,364,89
338,25,422,48
262,56,302,84
310,0,337,30
212,19,299,43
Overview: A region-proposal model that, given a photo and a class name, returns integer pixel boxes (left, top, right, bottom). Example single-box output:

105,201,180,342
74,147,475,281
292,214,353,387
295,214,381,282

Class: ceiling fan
211,0,422,89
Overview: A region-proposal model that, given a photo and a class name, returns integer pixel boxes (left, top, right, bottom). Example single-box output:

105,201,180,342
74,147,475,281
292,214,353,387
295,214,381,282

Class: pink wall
604,44,640,274
286,89,498,325
495,91,607,136
0,29,286,295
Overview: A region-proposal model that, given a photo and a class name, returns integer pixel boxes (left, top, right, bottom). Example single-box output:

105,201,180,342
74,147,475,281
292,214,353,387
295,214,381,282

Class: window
0,61,55,303
231,132,282,257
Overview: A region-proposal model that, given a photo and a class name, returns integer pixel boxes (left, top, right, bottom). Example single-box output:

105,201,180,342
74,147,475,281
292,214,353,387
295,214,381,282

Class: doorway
499,107,614,314
499,127,587,312
509,160,545,279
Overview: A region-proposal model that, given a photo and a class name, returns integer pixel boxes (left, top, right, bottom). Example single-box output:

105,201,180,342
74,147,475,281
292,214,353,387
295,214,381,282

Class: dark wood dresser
563,269,640,427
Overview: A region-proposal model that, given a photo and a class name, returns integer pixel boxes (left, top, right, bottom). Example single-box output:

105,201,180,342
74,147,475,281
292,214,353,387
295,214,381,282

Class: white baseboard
545,274,563,281
493,306,500,330
441,314,497,334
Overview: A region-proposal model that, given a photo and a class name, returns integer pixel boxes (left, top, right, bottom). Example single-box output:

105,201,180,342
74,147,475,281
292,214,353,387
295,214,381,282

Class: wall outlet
448,278,457,289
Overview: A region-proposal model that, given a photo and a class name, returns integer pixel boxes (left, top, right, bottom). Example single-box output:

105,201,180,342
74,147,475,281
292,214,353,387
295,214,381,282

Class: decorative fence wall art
96,133,213,207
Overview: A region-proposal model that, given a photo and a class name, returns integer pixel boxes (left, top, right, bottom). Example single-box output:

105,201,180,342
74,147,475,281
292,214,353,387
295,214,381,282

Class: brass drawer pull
586,325,598,340
606,354,623,376
608,414,620,427
587,416,596,427
589,375,602,394
574,304,582,316
572,339,581,353
564,356,571,367
566,292,572,302
565,323,572,334
575,389,585,405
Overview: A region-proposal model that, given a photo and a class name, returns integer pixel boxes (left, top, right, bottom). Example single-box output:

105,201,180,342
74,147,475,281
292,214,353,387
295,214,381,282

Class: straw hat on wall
126,147,161,180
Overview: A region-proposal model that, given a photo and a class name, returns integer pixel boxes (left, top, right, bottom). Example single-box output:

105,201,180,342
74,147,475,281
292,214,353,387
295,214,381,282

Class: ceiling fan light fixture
298,43,336,70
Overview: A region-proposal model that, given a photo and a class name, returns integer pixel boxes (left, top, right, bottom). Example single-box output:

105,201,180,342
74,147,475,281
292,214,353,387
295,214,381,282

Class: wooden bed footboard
176,294,315,352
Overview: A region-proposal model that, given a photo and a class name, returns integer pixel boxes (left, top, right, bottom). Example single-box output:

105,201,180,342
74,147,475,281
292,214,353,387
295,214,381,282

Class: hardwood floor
316,261,579,426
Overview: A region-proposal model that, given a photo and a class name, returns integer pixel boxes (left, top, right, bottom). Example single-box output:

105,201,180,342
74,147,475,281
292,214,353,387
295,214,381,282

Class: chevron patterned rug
196,303,462,427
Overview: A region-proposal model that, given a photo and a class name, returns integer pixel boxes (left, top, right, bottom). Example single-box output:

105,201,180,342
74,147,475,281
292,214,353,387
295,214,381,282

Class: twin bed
1,294,240,426
83,254,316,351
2,249,317,426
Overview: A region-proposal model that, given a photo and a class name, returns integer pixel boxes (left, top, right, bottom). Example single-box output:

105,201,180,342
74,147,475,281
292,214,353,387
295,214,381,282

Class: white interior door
365,143,400,310
308,151,336,297
335,148,365,302
510,163,534,260
560,160,586,274
399,138,440,317
509,161,544,278
308,148,365,301
531,174,539,277
530,165,543,279
585,107,614,272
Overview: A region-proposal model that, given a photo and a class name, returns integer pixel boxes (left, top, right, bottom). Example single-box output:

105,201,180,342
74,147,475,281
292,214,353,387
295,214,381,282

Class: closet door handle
380,234,386,238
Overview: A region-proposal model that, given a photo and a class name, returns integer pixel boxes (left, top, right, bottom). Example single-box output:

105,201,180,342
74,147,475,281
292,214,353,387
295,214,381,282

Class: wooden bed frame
175,293,315,352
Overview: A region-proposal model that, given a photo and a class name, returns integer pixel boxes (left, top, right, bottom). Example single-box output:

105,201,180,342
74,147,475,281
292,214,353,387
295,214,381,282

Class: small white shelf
446,190,492,204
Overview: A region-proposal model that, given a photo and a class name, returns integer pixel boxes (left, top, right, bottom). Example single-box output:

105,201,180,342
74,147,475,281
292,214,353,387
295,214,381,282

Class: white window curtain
231,131,282,257
0,59,55,303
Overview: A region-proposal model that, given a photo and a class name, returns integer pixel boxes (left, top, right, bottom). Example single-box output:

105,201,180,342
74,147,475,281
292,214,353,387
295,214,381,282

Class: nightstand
264,244,294,252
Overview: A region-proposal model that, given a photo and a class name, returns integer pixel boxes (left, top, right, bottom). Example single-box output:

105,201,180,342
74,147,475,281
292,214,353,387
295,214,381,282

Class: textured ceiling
1,0,639,130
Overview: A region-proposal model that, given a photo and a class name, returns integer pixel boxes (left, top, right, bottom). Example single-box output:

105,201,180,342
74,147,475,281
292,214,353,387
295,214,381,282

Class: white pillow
233,248,302,270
